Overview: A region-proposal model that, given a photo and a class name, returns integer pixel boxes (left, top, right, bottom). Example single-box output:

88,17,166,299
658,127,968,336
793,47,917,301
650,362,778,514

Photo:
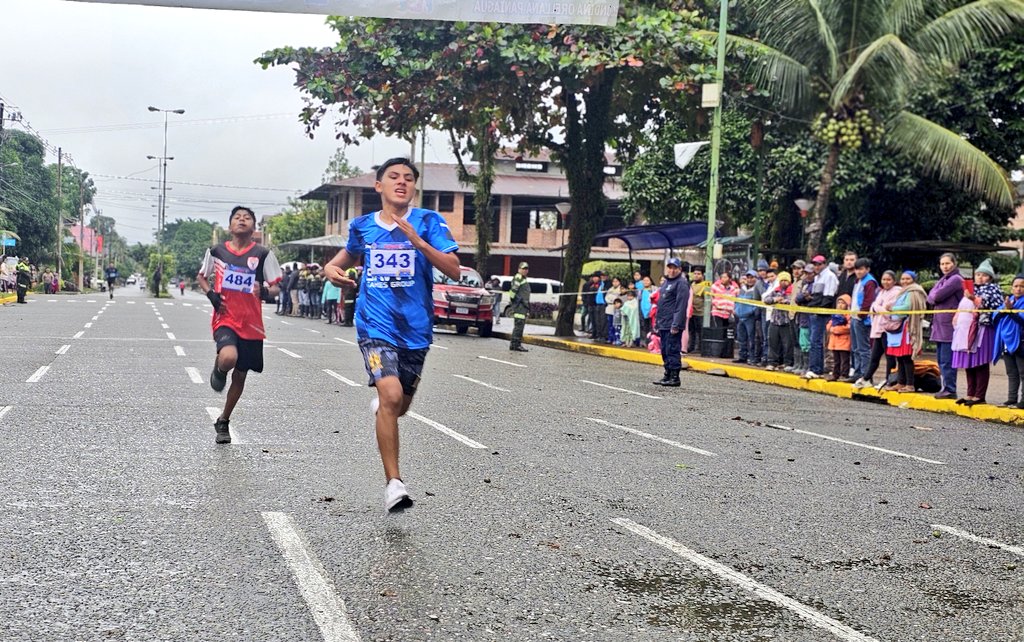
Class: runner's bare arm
393,216,460,281
197,273,211,294
324,249,357,288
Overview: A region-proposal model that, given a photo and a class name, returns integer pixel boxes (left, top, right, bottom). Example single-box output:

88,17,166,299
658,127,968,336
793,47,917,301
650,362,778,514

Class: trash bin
700,326,735,358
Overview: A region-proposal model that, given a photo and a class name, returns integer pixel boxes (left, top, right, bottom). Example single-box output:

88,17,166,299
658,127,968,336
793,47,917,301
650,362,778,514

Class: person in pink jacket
710,271,739,329
854,270,903,388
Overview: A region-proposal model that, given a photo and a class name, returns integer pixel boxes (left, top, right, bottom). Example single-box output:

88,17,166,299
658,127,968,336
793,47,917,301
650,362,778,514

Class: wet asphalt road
1,287,1022,642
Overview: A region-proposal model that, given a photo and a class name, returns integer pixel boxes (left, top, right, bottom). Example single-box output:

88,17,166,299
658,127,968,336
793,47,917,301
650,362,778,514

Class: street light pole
147,106,184,296
703,0,730,328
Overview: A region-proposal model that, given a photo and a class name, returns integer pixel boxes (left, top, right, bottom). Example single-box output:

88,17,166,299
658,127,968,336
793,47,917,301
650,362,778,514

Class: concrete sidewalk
493,320,1024,427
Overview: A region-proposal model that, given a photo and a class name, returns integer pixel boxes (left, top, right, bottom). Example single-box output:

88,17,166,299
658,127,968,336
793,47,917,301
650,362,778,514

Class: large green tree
731,0,1024,257
263,198,327,262
0,130,55,260
260,3,715,336
164,218,216,278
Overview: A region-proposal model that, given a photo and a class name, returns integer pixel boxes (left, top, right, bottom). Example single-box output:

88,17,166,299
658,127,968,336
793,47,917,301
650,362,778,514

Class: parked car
432,266,495,337
125,275,137,285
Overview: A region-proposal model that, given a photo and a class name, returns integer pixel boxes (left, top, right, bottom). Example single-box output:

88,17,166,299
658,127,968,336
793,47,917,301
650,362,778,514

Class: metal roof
586,222,714,252
278,234,347,248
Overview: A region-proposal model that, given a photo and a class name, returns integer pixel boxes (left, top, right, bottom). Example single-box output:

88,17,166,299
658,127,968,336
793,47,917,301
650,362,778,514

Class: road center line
611,518,878,642
163,302,173,306
932,524,1024,557
161,323,170,329
206,407,241,443
26,366,49,383
261,512,361,642
586,418,716,457
453,374,510,392
430,343,448,350
333,337,356,346
323,369,360,387
174,346,186,356
185,367,204,384
73,331,85,339
280,320,293,325
86,299,96,303
478,355,527,368
0,406,11,421
766,424,945,465
277,348,303,359
166,332,176,340
55,345,71,355
306,328,319,334
183,303,192,307
407,411,486,449
84,323,92,328
91,315,98,321
580,379,661,399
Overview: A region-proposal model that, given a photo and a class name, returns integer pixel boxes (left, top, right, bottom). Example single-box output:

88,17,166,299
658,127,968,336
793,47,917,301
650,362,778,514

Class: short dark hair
230,206,255,222
844,250,858,258
854,257,872,269
376,158,419,182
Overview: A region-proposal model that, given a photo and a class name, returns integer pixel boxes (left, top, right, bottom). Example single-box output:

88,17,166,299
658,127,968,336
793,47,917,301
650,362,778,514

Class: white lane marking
55,345,71,355
91,315,99,321
0,406,11,421
323,369,360,387
307,329,320,334
67,300,77,303
26,366,50,383
586,418,716,457
73,331,85,339
932,524,1024,558
277,348,303,359
47,299,56,302
161,323,170,329
261,512,361,642
333,337,357,346
183,303,193,307
185,367,204,384
206,407,241,444
612,518,879,642
127,301,135,304
580,379,661,399
174,346,186,356
158,316,164,321
430,343,448,350
453,374,510,393
84,323,92,328
280,320,293,325
407,411,486,449
163,302,173,306
86,299,96,303
166,332,176,340
766,423,945,465
478,355,527,368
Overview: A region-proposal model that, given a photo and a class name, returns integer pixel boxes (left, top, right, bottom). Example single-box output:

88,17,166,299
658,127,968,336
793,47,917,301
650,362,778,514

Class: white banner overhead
69,0,621,25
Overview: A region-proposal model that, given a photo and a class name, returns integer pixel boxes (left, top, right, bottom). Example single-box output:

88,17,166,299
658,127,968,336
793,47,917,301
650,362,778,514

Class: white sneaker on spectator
765,365,776,371
803,371,820,379
384,478,413,513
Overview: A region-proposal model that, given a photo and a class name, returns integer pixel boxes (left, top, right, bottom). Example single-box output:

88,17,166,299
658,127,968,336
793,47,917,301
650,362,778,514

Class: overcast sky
1,0,453,243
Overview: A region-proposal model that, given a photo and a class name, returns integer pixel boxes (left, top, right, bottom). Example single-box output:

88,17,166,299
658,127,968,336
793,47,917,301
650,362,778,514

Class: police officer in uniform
509,261,530,352
15,257,31,304
653,258,690,386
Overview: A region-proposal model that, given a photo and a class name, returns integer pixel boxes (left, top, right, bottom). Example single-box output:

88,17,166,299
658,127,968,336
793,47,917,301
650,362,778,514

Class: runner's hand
670,327,680,335
252,281,261,299
393,216,424,248
325,265,355,288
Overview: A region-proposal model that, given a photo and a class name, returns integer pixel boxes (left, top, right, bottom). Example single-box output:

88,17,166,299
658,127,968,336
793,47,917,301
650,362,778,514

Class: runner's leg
216,344,238,373
221,369,247,420
374,376,406,482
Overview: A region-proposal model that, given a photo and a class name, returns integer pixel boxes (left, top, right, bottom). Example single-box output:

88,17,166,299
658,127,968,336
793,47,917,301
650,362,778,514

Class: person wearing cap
653,258,690,386
508,261,531,352
804,254,839,379
734,270,761,364
951,259,1002,404
15,256,31,304
765,271,795,370
687,267,710,353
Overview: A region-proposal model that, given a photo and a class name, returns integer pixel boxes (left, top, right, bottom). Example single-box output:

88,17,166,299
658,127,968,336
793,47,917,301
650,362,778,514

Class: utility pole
0,102,5,208
702,0,730,328
56,148,63,278
78,176,85,291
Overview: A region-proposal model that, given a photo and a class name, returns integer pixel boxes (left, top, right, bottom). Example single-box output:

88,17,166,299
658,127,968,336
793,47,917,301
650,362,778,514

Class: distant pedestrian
926,252,964,399
508,261,531,352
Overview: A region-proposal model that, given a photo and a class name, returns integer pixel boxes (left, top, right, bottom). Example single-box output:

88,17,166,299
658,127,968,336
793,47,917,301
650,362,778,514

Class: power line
37,112,296,135
91,173,304,192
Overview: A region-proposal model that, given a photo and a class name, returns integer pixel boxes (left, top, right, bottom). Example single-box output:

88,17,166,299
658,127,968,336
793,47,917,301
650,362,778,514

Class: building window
438,192,455,212
361,188,382,214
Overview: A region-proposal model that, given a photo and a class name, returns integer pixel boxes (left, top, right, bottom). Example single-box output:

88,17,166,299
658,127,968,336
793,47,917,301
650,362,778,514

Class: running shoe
214,418,231,444
210,363,227,393
384,478,413,513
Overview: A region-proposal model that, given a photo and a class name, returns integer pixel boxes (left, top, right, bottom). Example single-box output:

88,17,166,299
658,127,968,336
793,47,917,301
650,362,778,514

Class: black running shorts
213,326,264,373
358,338,427,397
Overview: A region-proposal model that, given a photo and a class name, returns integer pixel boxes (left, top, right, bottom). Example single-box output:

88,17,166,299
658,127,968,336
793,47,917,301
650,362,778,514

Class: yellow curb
0,293,18,304
516,333,1024,427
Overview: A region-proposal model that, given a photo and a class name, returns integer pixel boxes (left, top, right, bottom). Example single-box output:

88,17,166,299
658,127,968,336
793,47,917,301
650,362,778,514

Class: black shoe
663,370,681,387
653,370,671,386
214,418,231,444
510,345,529,352
210,365,227,393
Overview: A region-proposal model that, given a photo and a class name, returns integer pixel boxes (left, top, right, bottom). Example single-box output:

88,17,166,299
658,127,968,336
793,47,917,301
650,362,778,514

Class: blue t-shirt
346,208,459,349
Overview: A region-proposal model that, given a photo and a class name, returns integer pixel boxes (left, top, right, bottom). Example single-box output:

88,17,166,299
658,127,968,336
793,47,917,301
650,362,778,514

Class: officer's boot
664,369,681,387
653,368,671,385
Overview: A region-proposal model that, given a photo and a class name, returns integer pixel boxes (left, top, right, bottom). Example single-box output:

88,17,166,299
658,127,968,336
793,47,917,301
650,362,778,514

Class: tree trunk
472,129,498,277
554,70,618,337
806,144,840,259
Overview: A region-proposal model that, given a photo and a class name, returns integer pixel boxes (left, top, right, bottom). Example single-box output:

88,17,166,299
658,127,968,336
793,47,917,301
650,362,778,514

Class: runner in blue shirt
324,158,460,513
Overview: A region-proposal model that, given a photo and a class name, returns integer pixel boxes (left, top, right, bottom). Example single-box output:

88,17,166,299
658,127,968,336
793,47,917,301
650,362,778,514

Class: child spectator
733,270,759,364
710,271,738,329
826,294,852,381
791,265,816,373
646,330,661,354
610,298,624,345
765,271,794,371
620,289,640,347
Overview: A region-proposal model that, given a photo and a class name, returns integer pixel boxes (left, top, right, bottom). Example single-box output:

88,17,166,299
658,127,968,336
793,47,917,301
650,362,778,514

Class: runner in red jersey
197,206,282,444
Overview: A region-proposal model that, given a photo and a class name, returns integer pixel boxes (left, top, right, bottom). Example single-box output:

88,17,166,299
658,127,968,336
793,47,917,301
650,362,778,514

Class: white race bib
222,265,255,293
367,243,416,280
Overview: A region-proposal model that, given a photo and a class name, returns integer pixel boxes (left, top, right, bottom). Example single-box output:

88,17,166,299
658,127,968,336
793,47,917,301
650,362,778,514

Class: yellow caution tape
709,292,1022,316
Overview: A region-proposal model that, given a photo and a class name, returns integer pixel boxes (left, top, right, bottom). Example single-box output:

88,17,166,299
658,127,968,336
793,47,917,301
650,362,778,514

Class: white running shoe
803,371,820,380
384,478,413,513
370,396,379,417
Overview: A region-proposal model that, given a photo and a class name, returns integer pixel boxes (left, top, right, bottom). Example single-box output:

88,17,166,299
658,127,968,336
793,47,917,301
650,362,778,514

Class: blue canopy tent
554,221,716,271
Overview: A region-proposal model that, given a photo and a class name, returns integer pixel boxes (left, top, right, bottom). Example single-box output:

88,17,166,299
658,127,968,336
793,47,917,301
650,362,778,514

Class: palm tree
719,0,1024,257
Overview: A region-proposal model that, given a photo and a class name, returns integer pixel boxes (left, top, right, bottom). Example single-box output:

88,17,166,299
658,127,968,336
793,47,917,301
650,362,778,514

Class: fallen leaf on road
380,589,397,597
919,502,932,509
